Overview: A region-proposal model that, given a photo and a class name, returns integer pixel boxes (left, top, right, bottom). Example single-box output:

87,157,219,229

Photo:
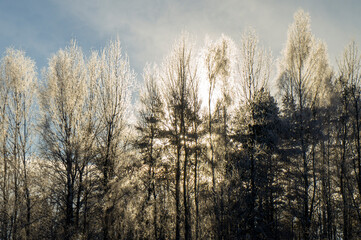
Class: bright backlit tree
278,9,331,240
39,41,91,239
0,48,37,240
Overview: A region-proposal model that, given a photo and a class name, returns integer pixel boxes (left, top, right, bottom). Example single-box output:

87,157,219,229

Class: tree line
1,9,361,240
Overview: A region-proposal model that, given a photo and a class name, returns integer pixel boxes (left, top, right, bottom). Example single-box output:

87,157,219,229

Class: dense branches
277,9,332,240
1,8,361,240
0,49,37,240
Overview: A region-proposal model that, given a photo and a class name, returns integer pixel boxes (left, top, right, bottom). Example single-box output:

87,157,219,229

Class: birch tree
0,53,9,240
136,64,165,239
93,38,134,240
336,40,361,239
233,29,276,239
40,41,90,239
0,48,36,240
161,33,197,240
203,35,233,239
278,9,331,239
238,29,271,103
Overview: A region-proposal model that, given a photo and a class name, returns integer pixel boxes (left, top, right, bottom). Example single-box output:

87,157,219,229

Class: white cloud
51,0,361,75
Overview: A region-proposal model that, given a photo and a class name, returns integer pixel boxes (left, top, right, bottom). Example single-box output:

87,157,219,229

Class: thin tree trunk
299,86,310,240
208,78,220,239
183,146,190,240
12,133,19,240
23,158,31,240
175,141,181,240
66,159,74,240
340,93,350,240
153,182,158,240
354,96,361,198
194,135,199,240
341,165,350,240
174,115,181,240
2,142,8,240
75,168,84,229
249,106,256,240
103,123,113,240
21,101,31,240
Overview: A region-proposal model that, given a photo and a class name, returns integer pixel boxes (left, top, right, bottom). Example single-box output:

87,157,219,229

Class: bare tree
136,64,165,239
0,48,37,240
336,40,361,239
39,41,90,239
236,28,273,239
278,9,331,239
0,51,10,240
203,35,233,239
93,38,134,240
238,28,271,103
161,33,197,240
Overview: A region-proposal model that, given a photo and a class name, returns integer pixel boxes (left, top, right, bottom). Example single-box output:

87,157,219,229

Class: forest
1,8,361,240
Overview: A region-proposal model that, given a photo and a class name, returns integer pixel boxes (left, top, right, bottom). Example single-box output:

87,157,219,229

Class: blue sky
1,0,360,80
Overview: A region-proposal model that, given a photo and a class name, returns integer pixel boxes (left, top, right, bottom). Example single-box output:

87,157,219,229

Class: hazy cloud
1,0,360,75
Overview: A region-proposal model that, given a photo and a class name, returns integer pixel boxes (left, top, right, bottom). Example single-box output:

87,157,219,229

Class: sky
1,0,361,89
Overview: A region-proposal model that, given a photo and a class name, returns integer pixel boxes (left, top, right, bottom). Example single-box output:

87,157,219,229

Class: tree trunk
175,141,181,240
65,159,74,240
194,135,199,240
103,124,114,240
23,160,31,240
2,143,8,240
12,139,19,240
